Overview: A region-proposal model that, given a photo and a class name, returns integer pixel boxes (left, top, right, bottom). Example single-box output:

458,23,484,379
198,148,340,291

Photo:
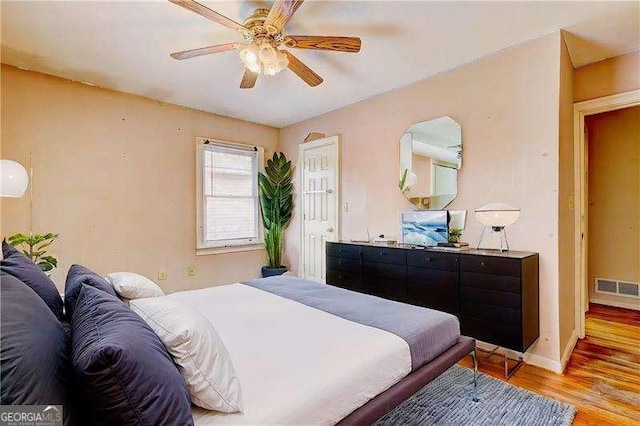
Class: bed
0,251,476,425
167,276,476,425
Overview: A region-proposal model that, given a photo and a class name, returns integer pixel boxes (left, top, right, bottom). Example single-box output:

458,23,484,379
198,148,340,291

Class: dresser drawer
460,286,521,309
460,272,521,293
407,251,459,271
326,270,363,292
363,261,405,279
326,243,362,260
326,255,361,273
406,284,457,314
368,276,406,299
460,316,522,351
460,255,521,277
363,247,406,265
407,267,458,290
460,299,521,325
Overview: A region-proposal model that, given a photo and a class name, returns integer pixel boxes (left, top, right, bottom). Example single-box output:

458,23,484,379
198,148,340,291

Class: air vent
596,278,640,299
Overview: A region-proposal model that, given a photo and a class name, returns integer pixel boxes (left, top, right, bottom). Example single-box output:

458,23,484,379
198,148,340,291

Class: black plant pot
261,266,288,278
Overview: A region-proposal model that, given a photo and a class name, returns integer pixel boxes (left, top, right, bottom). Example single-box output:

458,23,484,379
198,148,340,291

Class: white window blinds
200,142,260,248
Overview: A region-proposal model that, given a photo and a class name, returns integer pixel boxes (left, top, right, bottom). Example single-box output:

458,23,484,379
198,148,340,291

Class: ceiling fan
168,0,362,89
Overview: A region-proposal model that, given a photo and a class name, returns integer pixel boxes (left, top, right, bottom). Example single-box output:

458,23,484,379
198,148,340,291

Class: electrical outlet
158,269,168,280
187,266,196,277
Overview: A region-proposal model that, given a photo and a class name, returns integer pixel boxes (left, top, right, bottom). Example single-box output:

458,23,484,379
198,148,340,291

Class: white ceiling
2,1,638,128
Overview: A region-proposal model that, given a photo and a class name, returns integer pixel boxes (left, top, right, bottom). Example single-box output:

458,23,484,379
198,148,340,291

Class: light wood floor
458,303,640,425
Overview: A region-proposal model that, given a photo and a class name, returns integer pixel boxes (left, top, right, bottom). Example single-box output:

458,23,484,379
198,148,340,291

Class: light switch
342,202,348,213
187,266,196,277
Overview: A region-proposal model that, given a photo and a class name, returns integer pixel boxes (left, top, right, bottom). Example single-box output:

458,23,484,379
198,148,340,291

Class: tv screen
401,210,448,247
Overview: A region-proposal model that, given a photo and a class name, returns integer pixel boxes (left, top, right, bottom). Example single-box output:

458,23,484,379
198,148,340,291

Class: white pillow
129,297,243,412
106,272,164,299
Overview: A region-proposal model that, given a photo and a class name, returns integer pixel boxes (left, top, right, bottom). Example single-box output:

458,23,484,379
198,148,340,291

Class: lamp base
477,226,510,251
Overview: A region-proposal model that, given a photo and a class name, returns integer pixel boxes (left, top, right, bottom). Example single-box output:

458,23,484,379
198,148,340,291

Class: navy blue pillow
64,264,118,318
71,285,193,426
1,240,64,321
0,273,69,406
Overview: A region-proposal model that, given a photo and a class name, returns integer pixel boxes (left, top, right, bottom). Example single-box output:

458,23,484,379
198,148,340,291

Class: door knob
327,227,334,233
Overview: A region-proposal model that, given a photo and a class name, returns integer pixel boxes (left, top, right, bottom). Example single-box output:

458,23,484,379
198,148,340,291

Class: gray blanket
244,276,460,370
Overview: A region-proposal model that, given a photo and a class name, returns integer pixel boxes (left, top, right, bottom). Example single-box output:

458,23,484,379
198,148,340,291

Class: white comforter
167,283,411,425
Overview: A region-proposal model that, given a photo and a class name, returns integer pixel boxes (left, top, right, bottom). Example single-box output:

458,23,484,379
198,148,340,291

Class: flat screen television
401,210,448,247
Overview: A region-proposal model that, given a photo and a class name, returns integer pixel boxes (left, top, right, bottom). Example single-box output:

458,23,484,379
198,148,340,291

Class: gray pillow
64,264,118,318
72,285,193,425
0,273,69,406
1,240,64,321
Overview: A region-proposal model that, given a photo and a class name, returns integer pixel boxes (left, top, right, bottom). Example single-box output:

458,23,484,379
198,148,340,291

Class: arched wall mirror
399,116,462,210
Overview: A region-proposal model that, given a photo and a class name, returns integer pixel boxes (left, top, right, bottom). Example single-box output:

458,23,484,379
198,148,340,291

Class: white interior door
299,136,339,282
433,163,457,195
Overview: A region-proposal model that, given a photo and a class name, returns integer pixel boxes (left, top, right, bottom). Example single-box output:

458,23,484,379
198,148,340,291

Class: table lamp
475,203,520,251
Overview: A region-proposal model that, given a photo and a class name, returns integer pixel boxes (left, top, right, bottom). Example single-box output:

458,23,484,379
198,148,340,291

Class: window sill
196,244,264,256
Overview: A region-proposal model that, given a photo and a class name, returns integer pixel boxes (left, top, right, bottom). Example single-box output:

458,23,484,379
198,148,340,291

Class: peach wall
279,34,563,364
0,64,279,293
558,34,576,354
574,50,640,102
586,106,640,307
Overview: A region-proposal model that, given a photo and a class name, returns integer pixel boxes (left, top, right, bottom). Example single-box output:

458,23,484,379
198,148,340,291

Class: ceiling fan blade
240,69,259,89
170,43,238,60
169,0,247,33
284,51,322,87
264,0,304,33
285,36,361,53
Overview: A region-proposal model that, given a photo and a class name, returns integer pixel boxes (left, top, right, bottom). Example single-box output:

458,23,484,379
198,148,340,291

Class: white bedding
167,283,411,425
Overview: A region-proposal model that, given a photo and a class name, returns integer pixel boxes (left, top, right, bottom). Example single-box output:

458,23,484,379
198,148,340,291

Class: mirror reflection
399,116,462,210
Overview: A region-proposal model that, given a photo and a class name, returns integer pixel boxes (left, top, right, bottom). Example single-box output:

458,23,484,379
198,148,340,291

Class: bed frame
337,336,477,426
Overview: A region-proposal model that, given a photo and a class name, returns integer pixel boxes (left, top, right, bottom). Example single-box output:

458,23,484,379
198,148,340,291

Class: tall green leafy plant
8,233,59,272
258,152,294,268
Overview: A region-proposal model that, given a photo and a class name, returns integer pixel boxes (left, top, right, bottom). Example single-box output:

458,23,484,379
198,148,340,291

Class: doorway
574,90,640,338
298,135,340,282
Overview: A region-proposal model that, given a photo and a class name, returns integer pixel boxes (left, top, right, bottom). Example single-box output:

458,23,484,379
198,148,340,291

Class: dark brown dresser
326,241,539,354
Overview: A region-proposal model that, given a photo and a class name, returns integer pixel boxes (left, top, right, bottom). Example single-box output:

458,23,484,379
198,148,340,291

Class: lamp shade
475,202,520,228
0,159,29,198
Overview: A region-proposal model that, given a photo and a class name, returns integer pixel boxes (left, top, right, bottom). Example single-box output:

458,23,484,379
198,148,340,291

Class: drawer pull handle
481,262,487,267
426,257,436,262
379,252,386,256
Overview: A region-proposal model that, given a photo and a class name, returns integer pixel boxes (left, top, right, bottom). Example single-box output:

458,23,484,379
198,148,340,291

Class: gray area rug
376,365,576,425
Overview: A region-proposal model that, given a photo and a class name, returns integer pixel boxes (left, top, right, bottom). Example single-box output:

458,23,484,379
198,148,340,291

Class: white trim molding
560,330,579,373
475,341,562,374
590,295,640,311
573,89,640,339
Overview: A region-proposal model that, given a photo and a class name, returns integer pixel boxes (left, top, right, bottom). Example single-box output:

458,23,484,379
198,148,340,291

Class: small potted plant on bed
258,152,294,277
8,232,59,275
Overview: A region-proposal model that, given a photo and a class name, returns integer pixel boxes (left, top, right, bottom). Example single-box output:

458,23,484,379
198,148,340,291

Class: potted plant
8,232,59,275
258,152,294,277
448,228,463,243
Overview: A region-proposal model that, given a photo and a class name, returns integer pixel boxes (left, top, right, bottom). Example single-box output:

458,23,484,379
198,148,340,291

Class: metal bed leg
470,349,479,402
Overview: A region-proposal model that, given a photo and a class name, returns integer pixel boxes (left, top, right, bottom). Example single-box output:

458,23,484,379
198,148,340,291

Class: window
196,138,263,254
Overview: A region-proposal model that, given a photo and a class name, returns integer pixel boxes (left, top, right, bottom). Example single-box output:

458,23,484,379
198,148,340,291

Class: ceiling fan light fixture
258,43,278,65
263,50,289,76
238,43,260,68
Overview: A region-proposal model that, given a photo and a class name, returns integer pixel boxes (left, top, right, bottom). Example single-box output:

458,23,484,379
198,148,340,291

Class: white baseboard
559,330,579,373
590,295,640,311
524,352,562,373
475,340,562,373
